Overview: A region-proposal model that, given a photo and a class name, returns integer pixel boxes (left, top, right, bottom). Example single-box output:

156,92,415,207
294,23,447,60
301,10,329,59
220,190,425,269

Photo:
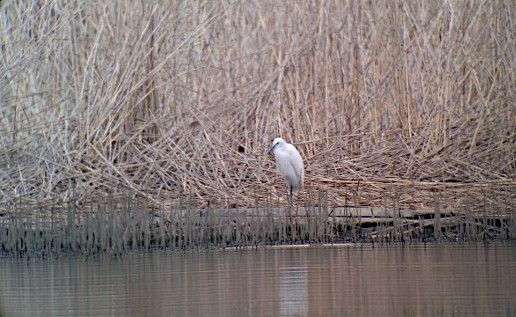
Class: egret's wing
291,151,304,189
286,145,305,190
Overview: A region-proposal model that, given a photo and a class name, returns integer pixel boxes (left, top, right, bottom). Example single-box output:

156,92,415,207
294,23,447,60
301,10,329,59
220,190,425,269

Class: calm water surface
1,243,515,316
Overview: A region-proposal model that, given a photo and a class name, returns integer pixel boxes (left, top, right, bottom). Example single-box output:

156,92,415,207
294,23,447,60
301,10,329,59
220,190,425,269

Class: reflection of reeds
1,189,514,258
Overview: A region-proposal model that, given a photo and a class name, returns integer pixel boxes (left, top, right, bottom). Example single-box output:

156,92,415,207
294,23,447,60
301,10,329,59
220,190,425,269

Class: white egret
269,137,304,206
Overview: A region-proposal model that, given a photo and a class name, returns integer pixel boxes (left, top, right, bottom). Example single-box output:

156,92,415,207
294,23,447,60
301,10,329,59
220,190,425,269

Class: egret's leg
288,186,293,219
287,186,293,217
289,186,293,208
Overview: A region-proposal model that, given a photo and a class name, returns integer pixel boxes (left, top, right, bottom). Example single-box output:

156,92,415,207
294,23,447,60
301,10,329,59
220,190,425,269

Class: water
1,243,515,316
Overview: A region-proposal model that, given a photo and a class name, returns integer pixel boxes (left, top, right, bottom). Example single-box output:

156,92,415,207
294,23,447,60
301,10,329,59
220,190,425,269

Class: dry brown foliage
1,1,514,211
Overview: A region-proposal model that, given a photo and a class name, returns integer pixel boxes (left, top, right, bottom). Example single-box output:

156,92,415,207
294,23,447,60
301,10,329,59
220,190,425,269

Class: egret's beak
268,143,277,155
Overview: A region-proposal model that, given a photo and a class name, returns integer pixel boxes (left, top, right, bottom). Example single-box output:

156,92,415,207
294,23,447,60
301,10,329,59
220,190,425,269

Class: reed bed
1,191,513,258
0,193,336,258
0,1,514,219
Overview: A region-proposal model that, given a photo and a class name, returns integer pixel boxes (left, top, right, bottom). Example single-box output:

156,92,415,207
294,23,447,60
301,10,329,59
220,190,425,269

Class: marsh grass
1,187,514,258
0,191,335,257
0,1,514,218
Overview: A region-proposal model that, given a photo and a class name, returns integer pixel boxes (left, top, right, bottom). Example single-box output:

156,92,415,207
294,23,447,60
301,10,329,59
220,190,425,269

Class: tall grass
1,1,514,211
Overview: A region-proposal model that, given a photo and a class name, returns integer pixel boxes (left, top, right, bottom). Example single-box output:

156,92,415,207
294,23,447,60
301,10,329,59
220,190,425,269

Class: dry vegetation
1,1,515,212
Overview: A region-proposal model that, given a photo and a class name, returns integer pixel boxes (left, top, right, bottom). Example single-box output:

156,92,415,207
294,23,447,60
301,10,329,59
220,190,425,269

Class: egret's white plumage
269,138,304,203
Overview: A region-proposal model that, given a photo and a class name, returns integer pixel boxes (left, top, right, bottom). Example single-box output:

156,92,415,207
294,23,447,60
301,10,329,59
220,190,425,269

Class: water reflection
1,243,516,316
279,266,308,316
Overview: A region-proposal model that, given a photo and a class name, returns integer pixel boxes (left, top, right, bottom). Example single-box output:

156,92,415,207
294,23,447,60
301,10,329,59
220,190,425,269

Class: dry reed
0,1,514,215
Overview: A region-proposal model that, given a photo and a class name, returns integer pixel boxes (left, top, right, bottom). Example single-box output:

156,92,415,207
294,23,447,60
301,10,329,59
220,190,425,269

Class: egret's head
269,137,285,154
